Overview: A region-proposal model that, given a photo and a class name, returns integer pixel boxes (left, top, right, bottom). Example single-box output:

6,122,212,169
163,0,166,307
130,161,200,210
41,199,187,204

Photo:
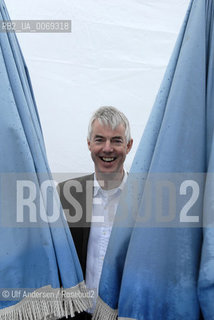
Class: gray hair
88,106,131,142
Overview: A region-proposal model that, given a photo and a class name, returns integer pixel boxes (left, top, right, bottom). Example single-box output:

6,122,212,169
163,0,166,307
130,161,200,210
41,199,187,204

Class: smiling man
58,106,133,319
87,109,133,189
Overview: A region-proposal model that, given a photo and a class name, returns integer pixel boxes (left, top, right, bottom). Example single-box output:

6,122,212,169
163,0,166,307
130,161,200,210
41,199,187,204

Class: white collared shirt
85,171,127,313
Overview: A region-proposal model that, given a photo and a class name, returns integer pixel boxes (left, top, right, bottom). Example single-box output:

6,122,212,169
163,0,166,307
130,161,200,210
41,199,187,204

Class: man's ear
126,139,133,154
87,139,91,151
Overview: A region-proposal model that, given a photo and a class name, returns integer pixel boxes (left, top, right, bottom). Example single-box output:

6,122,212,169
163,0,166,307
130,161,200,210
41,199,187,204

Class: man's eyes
112,139,123,143
94,138,103,142
94,138,123,143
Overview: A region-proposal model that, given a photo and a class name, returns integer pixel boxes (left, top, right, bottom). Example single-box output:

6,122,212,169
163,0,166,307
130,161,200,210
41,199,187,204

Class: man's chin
95,170,124,189
96,169,123,179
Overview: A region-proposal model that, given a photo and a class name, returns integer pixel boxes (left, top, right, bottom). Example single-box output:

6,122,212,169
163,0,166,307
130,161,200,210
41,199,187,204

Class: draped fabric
0,1,91,319
93,0,214,319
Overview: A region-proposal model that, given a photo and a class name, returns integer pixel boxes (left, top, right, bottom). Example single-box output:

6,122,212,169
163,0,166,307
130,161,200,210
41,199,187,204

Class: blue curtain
0,1,91,319
93,0,214,319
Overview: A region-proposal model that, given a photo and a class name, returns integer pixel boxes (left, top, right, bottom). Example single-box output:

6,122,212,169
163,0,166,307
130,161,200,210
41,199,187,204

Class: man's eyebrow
93,135,124,140
112,136,123,139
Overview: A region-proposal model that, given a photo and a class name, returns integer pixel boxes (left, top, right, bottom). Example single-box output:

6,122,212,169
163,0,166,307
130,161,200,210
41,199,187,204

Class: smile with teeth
100,157,116,162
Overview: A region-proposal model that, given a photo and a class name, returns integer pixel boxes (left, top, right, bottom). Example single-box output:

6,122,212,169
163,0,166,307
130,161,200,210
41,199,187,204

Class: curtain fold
0,1,91,319
93,0,214,319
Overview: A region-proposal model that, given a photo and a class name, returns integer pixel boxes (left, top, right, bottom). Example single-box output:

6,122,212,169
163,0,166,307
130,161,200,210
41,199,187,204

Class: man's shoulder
57,174,94,212
58,174,94,189
74,173,94,183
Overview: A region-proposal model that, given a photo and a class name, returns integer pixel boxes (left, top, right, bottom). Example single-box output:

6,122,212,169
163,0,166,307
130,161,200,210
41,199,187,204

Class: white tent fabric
6,0,189,176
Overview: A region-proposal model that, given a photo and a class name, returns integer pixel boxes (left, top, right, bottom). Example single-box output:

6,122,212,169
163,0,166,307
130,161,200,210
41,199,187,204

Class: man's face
87,119,133,176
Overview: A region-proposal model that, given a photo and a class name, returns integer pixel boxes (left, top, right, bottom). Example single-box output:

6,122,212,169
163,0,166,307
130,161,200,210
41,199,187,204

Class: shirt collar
93,171,127,197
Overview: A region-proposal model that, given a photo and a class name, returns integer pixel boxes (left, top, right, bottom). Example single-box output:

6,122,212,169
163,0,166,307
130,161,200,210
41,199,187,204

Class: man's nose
103,140,113,152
